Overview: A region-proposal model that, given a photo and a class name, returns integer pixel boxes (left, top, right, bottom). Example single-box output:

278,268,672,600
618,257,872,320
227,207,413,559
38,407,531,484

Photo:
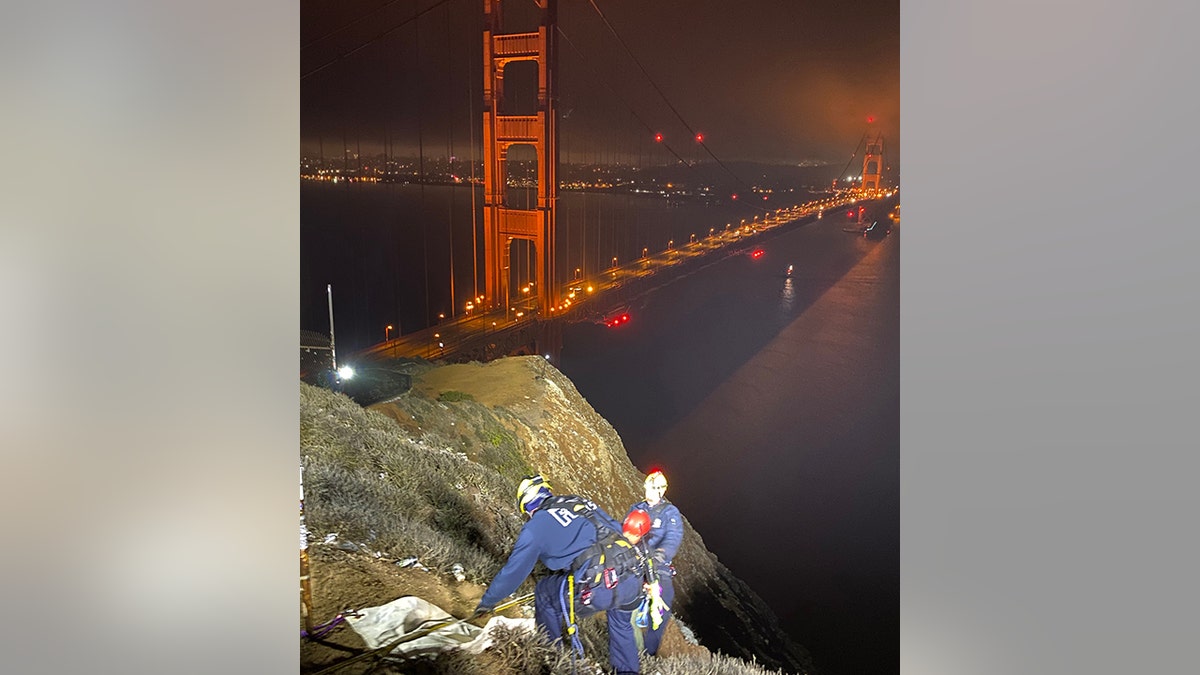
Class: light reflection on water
556,209,899,675
780,276,795,313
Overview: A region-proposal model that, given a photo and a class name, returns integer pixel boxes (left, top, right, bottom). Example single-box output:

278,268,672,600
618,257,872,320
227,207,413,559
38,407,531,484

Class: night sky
301,0,898,167
302,1,898,673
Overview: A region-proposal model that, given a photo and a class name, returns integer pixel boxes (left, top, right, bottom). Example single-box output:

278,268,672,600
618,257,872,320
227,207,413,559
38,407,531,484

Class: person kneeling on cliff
474,475,653,675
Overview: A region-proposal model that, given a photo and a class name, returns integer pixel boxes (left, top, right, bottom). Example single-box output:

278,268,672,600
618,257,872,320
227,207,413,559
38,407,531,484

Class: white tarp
345,596,535,659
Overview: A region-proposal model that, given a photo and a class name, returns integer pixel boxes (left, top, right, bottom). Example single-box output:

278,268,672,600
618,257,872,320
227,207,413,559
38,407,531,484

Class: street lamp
385,325,393,342
642,247,648,259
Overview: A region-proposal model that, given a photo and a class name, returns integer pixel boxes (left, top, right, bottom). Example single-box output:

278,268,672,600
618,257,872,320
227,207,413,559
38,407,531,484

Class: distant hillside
300,356,817,674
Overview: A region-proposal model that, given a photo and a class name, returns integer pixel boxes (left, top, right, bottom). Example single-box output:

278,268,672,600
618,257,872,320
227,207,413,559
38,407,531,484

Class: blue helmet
516,474,552,515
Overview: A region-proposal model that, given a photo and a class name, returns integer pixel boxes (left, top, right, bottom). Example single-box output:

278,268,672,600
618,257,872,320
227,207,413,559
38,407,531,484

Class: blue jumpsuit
478,495,643,675
627,498,683,656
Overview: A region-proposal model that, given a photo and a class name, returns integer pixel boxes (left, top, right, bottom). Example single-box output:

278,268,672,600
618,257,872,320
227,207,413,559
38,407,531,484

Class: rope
301,612,356,641
560,574,582,675
311,592,534,675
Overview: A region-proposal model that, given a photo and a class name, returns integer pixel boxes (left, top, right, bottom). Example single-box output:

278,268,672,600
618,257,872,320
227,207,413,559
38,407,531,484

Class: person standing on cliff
627,469,684,656
473,474,648,675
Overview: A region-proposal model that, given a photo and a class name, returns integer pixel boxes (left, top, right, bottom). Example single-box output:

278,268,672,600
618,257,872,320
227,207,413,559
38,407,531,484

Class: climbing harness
540,495,620,538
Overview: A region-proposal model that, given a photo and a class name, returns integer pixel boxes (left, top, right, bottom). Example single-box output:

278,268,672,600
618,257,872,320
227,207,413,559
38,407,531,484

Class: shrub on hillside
301,383,522,583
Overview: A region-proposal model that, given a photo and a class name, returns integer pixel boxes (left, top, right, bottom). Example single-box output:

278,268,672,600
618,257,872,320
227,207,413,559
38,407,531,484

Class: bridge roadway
350,192,883,365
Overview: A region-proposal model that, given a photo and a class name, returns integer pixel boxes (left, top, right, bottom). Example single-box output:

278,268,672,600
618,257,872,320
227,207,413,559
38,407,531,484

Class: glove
470,605,493,620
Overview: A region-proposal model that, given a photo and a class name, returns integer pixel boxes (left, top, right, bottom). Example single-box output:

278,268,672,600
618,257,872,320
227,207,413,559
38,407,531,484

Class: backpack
540,494,654,610
572,531,653,611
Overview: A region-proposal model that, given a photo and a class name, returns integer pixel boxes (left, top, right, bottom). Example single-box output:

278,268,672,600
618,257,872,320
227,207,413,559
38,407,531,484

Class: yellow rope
567,573,576,636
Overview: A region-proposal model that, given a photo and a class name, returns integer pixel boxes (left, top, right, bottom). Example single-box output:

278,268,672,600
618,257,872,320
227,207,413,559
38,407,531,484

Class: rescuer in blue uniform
474,475,648,675
627,469,684,656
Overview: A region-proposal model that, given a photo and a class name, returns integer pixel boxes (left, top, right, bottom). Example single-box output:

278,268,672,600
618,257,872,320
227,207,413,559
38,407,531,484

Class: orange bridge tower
861,133,884,193
482,0,559,317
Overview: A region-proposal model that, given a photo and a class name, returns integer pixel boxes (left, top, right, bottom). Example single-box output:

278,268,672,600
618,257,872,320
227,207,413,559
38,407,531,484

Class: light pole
326,284,338,377
385,325,393,342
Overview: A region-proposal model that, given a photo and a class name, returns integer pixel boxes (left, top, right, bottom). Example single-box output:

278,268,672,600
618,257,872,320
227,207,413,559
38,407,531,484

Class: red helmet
623,509,652,538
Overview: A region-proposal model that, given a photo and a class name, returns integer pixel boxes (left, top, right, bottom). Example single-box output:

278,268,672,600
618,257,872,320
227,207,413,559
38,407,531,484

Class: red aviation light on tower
867,115,876,124
695,133,704,143
654,133,663,143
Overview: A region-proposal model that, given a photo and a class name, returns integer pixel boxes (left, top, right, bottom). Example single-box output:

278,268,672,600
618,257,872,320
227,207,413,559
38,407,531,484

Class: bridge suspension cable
301,0,458,81
302,0,409,51
579,0,768,209
835,130,869,189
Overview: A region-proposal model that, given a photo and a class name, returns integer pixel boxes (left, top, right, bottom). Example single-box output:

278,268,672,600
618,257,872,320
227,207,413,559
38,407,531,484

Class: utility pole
327,284,338,372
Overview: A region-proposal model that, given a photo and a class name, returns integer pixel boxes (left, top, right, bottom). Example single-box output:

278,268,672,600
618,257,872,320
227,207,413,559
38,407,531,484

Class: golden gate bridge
300,0,894,375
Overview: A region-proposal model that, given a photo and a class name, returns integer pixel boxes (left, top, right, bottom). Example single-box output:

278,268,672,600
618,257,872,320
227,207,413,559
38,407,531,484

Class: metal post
300,464,314,633
326,284,337,371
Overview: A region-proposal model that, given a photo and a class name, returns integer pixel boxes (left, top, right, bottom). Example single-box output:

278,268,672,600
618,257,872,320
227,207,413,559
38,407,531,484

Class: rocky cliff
301,355,814,674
